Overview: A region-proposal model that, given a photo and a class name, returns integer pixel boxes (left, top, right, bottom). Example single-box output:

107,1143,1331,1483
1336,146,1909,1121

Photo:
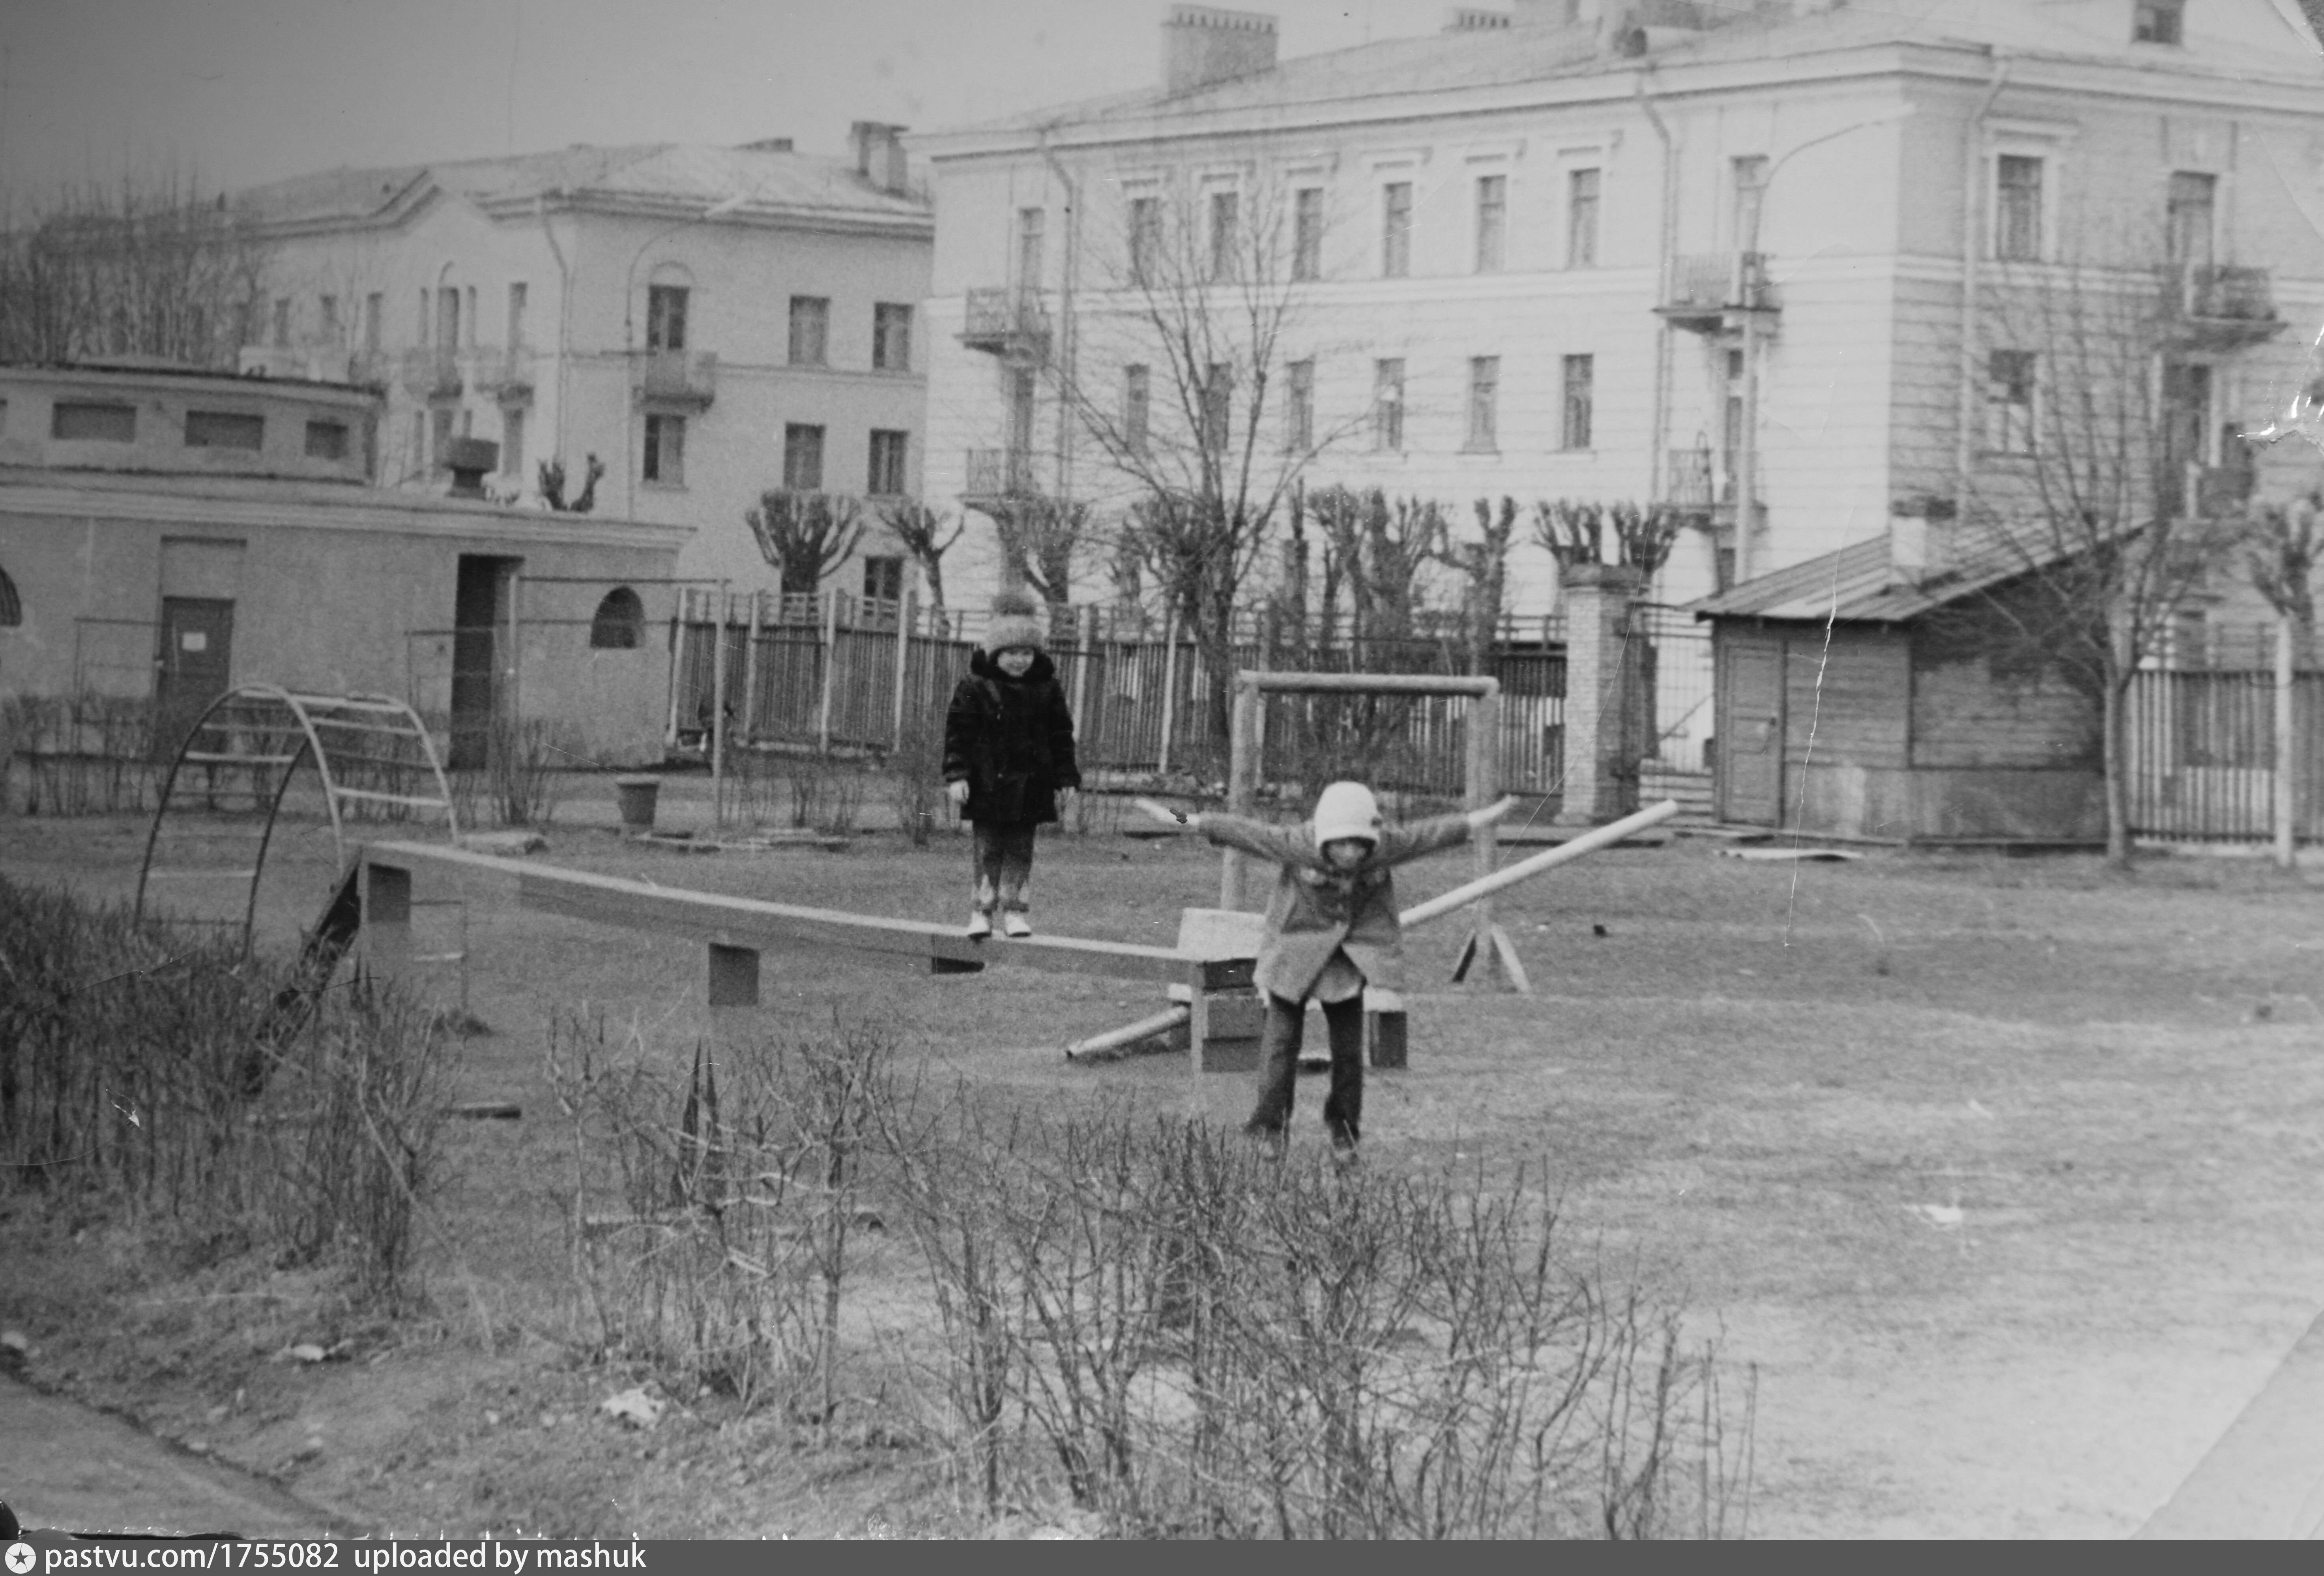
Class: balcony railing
632,349,717,409
963,447,1038,501
466,344,537,402
959,287,1051,359
1657,252,1777,331
1667,447,1715,509
2158,461,2256,522
398,347,462,399
2160,265,2281,351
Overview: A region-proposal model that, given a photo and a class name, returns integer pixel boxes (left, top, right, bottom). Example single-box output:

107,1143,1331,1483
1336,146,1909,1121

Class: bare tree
989,494,1093,610
1055,170,1364,753
747,492,866,599
0,171,270,367
875,499,966,623
1957,233,2254,867
538,454,605,514
1433,497,1518,675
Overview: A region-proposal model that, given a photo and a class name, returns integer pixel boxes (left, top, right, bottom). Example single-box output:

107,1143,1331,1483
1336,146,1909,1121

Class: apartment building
235,127,934,595
915,0,2324,618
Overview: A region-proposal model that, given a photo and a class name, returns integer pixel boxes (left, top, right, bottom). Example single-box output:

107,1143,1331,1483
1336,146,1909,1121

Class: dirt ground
5,787,2324,1539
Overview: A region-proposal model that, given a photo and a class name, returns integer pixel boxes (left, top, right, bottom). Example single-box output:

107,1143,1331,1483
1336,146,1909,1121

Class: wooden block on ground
1366,988,1408,1070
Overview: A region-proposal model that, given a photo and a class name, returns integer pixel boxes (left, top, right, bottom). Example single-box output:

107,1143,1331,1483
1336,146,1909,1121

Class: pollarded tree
747,491,865,599
874,500,966,624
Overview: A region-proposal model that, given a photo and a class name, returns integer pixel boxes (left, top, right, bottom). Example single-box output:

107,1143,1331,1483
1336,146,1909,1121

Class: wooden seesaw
1063,797,1682,1067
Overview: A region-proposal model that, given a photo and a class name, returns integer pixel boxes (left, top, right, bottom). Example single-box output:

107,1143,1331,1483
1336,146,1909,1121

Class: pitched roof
1690,522,2086,624
236,142,928,230
947,0,2314,140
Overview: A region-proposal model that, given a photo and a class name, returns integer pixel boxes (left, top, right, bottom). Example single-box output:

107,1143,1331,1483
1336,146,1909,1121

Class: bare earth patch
4,805,2322,1538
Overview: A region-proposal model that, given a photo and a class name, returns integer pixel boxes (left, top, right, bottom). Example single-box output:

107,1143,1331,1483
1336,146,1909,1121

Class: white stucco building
915,0,2324,620
235,128,933,596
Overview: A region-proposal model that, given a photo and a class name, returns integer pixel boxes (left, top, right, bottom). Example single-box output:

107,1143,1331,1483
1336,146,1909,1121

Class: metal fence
2126,665,2324,842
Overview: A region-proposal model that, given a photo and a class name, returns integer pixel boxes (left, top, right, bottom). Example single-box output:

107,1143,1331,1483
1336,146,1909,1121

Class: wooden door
154,597,234,758
1718,637,1783,826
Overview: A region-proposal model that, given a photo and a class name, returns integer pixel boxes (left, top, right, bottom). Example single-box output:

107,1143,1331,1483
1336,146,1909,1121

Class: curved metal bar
344,692,461,846
240,733,317,957
135,683,295,937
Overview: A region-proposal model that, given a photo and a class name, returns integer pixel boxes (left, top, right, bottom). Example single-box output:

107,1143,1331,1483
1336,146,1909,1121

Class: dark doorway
1716,637,1783,827
154,597,234,760
451,555,520,769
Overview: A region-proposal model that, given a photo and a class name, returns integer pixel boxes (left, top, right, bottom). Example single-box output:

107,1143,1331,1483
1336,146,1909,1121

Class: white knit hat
984,587,1046,655
1312,781,1382,846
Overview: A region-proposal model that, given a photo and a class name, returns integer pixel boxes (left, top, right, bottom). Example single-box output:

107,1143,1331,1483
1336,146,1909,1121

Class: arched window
0,566,20,627
589,586,644,649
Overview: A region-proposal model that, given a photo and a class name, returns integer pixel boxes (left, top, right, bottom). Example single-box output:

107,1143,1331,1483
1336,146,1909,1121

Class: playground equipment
135,685,458,957
1066,797,1683,1063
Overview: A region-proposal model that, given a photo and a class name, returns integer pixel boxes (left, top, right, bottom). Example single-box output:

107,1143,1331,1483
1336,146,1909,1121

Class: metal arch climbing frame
135,685,460,953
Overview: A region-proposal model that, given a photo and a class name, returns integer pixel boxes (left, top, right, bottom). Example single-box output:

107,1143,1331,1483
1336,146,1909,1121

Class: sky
0,0,1478,198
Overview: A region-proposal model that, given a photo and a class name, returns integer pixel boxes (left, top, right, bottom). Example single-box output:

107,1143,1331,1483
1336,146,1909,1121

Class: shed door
155,597,234,758
1718,638,1783,826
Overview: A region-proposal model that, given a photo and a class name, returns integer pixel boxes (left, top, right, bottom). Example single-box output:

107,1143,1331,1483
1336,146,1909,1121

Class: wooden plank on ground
2135,1305,2324,1539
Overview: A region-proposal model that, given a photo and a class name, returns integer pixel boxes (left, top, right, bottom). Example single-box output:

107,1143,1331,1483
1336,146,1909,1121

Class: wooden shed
1693,530,2105,844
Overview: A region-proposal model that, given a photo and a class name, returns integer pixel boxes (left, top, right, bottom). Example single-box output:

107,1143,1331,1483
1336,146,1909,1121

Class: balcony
1666,447,1715,511
2159,461,2256,522
466,344,537,404
1655,252,1779,334
2159,266,2283,353
632,349,717,410
397,347,462,400
962,447,1039,505
958,287,1050,361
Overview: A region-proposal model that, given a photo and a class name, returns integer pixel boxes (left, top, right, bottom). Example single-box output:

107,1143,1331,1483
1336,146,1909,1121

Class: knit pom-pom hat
1312,781,1382,846
985,586,1047,655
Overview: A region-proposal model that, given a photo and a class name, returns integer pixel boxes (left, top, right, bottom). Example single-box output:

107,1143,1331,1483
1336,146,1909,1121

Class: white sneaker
1003,912,1033,938
966,911,992,939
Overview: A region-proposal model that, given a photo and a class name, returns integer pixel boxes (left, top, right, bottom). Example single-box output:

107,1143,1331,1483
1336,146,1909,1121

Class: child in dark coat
943,588,1082,938
1139,781,1514,1153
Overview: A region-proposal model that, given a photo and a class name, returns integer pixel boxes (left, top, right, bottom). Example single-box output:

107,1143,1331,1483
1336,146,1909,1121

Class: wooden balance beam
356,841,1251,1019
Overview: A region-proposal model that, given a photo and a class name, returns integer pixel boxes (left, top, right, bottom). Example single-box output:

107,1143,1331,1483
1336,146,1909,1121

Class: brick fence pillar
1556,562,1645,827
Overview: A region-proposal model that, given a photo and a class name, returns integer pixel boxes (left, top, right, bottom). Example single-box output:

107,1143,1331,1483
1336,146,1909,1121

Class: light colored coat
1198,812,1472,1001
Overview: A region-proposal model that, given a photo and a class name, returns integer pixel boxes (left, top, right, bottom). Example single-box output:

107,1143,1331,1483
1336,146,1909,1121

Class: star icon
6,1540,38,1574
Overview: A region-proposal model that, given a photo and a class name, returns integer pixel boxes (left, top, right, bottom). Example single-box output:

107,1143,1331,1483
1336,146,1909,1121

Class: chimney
1445,7,1512,30
1163,6,1278,95
849,121,910,195
1888,494,1957,585
445,437,498,499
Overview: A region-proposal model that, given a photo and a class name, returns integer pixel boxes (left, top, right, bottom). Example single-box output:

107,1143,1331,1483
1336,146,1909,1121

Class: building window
1286,358,1314,452
642,412,686,485
1208,189,1239,281
184,410,265,450
788,296,830,366
507,281,528,347
272,298,292,348
1995,155,2043,262
1123,364,1150,456
868,429,909,494
2133,0,2183,43
1373,358,1405,452
1731,156,1768,251
1201,363,1231,451
1292,187,1323,281
1475,175,1506,273
500,408,525,477
784,423,825,491
862,556,904,604
51,402,136,443
364,293,383,354
1567,168,1601,268
1561,354,1594,451
319,296,340,341
303,419,349,460
646,284,688,352
436,286,461,352
873,303,913,371
0,565,18,626
1382,182,1412,278
589,587,644,650
1467,356,1499,452
1017,206,1046,289
1985,350,2036,455
2166,171,2216,270
1128,195,1162,285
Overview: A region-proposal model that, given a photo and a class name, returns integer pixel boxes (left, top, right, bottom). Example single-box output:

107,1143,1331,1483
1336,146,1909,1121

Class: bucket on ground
614,775,662,834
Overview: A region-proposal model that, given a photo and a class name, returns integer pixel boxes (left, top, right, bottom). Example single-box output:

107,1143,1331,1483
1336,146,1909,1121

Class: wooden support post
892,590,916,754
816,586,840,755
363,860,412,983
1156,612,1179,777
1364,987,1407,1070
741,590,763,748
1220,674,1262,911
1070,603,1097,756
711,582,730,828
663,587,689,750
706,942,760,1008
1453,685,1509,990
2275,610,2296,871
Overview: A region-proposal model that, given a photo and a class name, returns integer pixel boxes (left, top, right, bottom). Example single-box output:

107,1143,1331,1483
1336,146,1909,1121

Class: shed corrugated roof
1689,522,2096,624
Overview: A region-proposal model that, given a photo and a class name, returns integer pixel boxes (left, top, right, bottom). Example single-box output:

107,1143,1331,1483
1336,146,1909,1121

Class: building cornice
0,479,695,549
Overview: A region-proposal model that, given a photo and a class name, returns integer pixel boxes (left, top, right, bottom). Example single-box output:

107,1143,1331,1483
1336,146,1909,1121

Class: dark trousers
970,820,1037,914
1248,992,1366,1147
